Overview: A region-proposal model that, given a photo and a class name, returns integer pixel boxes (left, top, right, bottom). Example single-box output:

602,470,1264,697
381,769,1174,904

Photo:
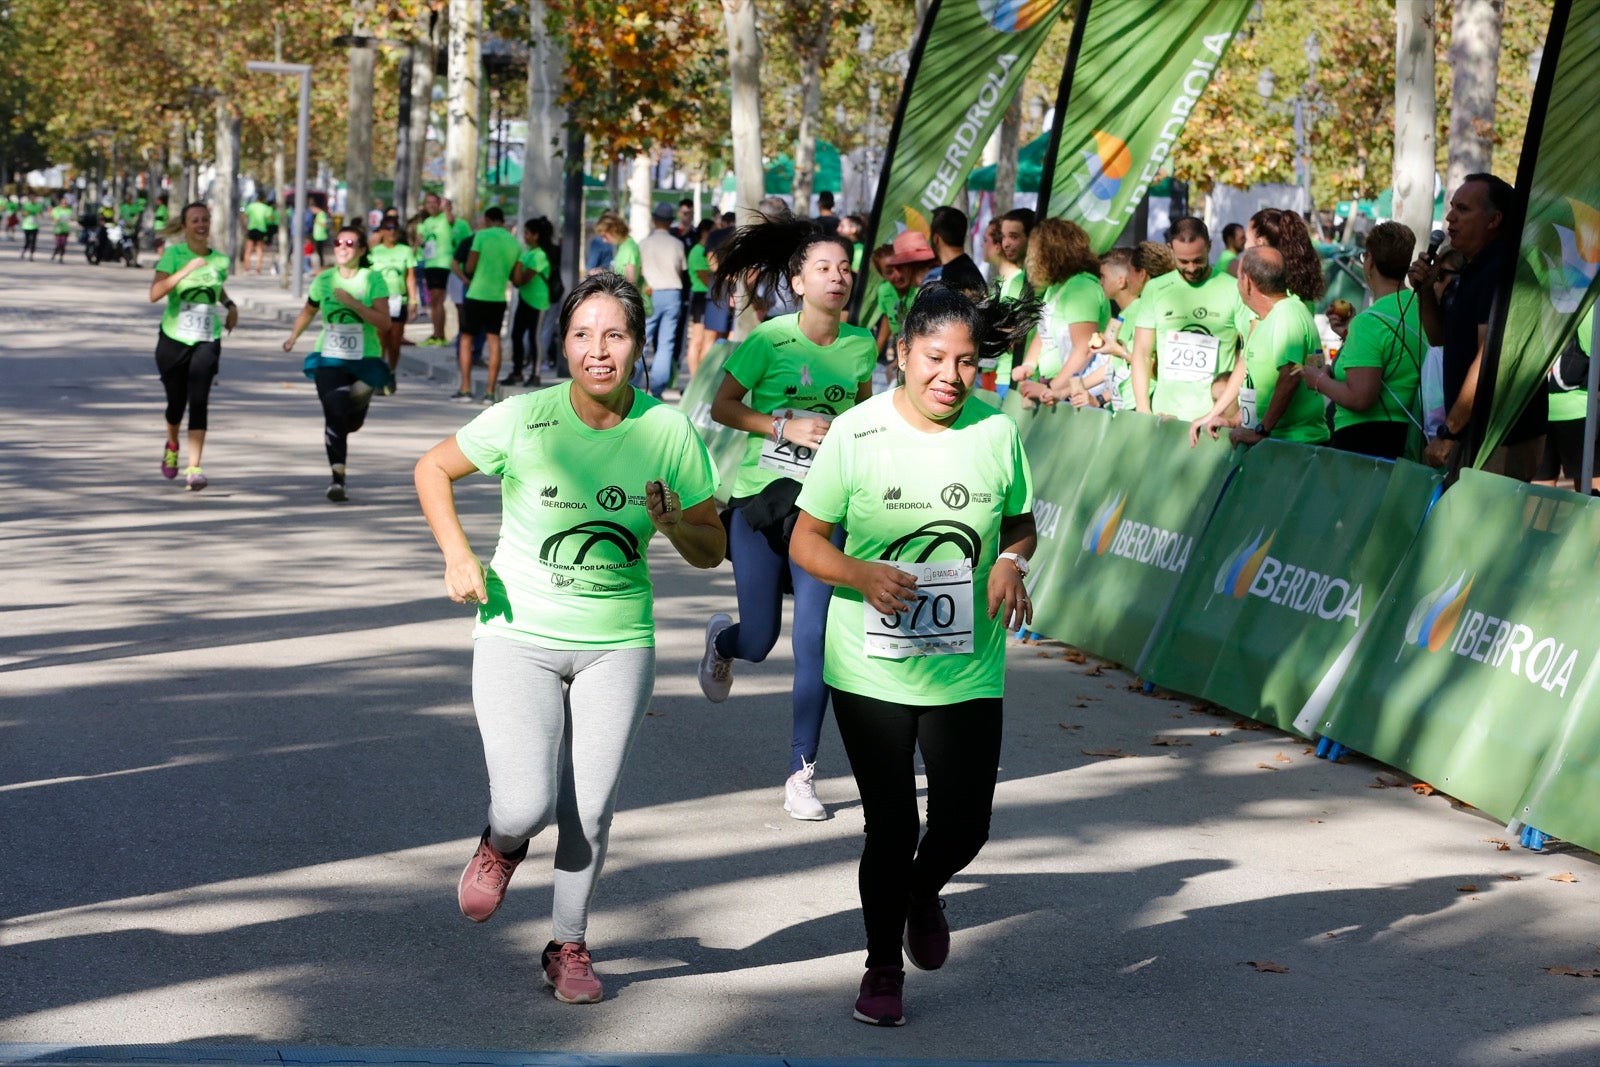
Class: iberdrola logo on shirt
882,520,981,564
540,520,641,572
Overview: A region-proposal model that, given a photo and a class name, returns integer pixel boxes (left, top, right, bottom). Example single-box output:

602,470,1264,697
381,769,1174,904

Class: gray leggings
472,636,655,943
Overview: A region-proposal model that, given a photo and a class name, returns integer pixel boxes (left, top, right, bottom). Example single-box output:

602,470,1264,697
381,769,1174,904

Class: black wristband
1437,426,1460,441
1252,423,1272,437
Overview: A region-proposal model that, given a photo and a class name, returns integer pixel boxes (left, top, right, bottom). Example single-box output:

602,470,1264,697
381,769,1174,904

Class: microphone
1427,229,1445,260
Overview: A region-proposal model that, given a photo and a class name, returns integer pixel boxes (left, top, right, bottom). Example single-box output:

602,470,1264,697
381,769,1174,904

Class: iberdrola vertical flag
1474,0,1600,463
857,0,1074,316
1036,0,1250,250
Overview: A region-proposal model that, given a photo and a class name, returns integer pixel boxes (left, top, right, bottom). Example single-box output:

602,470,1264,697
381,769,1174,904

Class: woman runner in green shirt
368,219,420,381
414,271,724,1006
790,283,1039,1027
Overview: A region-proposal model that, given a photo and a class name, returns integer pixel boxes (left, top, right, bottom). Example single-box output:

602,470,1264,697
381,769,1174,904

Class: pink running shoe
457,828,526,922
161,442,179,479
542,941,604,1004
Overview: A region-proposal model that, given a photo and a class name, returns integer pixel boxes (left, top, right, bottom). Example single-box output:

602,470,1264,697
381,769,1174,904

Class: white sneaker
699,613,734,702
784,758,826,821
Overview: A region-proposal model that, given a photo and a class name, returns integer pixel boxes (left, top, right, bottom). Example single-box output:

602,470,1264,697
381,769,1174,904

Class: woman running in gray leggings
415,272,725,1005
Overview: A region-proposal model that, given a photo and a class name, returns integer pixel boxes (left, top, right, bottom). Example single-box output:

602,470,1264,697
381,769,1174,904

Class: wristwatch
998,551,1030,577
1252,423,1273,437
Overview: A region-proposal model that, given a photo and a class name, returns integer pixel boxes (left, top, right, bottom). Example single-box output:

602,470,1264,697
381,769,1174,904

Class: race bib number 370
863,559,975,659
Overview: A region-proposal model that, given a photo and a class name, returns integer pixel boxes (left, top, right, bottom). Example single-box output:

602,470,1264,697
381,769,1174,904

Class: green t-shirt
20,203,40,230
687,244,711,294
368,243,417,302
466,226,521,302
50,206,72,235
454,385,718,650
795,390,1034,704
245,201,274,231
1217,248,1238,273
418,213,455,268
1331,290,1426,431
1108,295,1147,411
516,245,551,309
1036,272,1111,380
1550,307,1593,422
312,210,330,242
154,204,169,228
611,237,642,283
992,270,1029,382
307,266,389,359
1242,295,1328,444
155,243,231,343
1135,270,1251,420
877,281,909,335
851,242,864,273
722,313,878,499
119,201,142,225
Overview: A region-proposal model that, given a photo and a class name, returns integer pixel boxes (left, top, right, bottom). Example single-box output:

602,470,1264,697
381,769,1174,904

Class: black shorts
424,267,451,292
246,228,267,242
1539,417,1597,481
690,291,707,324
154,330,222,374
462,298,506,336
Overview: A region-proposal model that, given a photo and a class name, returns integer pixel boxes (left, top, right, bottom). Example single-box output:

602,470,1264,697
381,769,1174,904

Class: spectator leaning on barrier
1094,243,1176,412
1301,221,1426,460
1193,246,1327,449
1131,216,1251,421
1409,173,1547,477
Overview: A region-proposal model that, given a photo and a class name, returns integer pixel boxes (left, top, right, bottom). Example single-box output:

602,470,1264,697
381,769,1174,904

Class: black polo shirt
1443,242,1546,443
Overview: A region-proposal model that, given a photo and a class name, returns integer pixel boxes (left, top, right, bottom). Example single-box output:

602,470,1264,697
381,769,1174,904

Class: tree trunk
1446,0,1502,193
519,0,566,226
628,153,652,239
790,8,834,212
994,97,1021,215
345,36,376,225
722,0,764,221
1392,0,1438,248
561,122,585,294
213,98,241,262
445,0,482,218
406,10,438,219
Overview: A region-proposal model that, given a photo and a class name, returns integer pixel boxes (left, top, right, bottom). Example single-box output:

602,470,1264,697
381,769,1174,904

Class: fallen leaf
1209,730,1223,737
1035,651,1052,658
1232,718,1267,731
1057,722,1083,730
1124,681,1143,691
1303,747,1319,755
1487,838,1511,851
1061,648,1087,663
1546,966,1600,978
1255,762,1281,771
1081,747,1139,759
1150,736,1192,747
1371,773,1408,789
1084,664,1104,676
1246,960,1289,973
1169,713,1185,720
1190,701,1214,713
1307,818,1324,824
1502,874,1522,881
1457,884,1478,892
1273,752,1292,763
1411,782,1436,796
1550,872,1579,883
1151,688,1178,700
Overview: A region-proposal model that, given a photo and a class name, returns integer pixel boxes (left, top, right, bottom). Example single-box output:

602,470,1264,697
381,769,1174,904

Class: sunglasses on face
334,238,359,248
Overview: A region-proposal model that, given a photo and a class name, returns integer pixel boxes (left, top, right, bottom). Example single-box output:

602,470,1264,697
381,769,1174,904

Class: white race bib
174,302,216,344
323,322,365,359
420,238,436,260
864,559,975,659
1162,330,1220,383
1238,385,1258,428
758,436,815,478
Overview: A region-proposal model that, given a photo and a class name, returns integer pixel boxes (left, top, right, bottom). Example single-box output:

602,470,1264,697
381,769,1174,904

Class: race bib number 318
863,559,975,659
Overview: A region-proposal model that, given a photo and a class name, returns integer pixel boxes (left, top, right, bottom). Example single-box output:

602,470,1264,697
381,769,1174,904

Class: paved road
3,250,1600,1066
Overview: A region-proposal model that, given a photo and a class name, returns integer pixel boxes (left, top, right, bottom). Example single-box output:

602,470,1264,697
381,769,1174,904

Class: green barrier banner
1036,0,1250,248
1016,405,1234,667
856,0,1074,321
1141,442,1442,734
676,340,745,503
1479,0,1600,461
1304,469,1600,839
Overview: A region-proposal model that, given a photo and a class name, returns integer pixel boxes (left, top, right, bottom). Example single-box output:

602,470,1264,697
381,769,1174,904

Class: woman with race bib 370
789,283,1038,1028
697,213,876,821
281,225,391,502
149,202,239,491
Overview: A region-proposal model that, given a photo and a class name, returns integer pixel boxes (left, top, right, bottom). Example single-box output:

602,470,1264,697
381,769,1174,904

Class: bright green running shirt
1241,294,1328,444
312,210,330,242
155,243,231,343
722,313,877,499
368,243,417,302
687,244,711,294
877,281,909,335
992,270,1028,381
1108,295,1146,411
20,203,40,230
50,206,71,235
418,213,454,268
1217,248,1238,273
611,237,641,283
1330,290,1425,431
245,202,273,230
1134,270,1251,419
120,201,143,225
796,389,1033,703
1551,307,1594,422
307,266,389,360
466,227,520,301
454,385,718,650
516,246,551,309
1035,272,1110,380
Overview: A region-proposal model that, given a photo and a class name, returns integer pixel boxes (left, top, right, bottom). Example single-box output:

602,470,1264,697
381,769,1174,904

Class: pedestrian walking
789,282,1039,1027
413,271,724,1005
368,219,420,384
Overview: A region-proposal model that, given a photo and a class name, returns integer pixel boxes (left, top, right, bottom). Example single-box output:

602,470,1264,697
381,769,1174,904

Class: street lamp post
246,61,311,300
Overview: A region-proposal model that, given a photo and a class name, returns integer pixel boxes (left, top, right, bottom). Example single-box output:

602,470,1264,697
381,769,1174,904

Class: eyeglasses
334,238,359,248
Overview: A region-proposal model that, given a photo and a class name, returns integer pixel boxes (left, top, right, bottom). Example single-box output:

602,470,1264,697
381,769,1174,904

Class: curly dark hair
1249,208,1325,303
1025,217,1100,288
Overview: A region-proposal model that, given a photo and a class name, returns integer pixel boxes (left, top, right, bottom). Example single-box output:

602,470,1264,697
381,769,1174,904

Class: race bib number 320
864,559,974,659
1162,330,1220,383
323,322,365,359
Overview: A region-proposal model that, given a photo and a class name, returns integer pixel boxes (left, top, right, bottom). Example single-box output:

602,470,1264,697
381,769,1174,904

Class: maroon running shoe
853,965,906,1026
456,827,526,922
904,895,949,971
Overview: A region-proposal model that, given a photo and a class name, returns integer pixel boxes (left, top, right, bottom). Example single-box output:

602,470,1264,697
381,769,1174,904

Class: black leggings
21,230,37,256
831,688,1003,969
313,366,373,467
155,335,221,431
510,301,542,375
